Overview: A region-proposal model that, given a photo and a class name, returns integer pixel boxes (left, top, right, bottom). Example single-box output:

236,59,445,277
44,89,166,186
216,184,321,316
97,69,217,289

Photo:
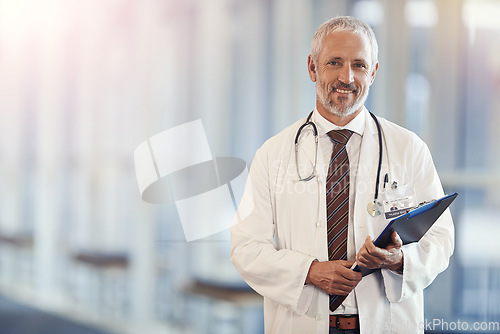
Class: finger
341,272,362,284
363,237,382,253
333,273,362,294
340,267,362,281
355,247,365,263
356,254,378,269
356,249,375,267
364,238,393,260
326,262,362,282
338,260,355,268
355,253,369,267
357,237,390,268
363,236,383,256
329,279,359,295
358,247,392,269
365,246,389,263
356,237,375,260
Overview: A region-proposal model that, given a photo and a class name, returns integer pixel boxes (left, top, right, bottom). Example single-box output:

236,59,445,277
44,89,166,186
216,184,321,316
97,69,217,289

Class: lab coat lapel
352,115,381,251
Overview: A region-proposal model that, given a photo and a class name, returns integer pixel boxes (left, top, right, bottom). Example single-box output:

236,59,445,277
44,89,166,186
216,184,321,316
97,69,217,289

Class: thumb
392,231,403,247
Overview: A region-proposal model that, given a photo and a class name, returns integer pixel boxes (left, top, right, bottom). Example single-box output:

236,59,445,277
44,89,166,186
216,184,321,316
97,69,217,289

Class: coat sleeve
382,135,455,303
230,144,317,313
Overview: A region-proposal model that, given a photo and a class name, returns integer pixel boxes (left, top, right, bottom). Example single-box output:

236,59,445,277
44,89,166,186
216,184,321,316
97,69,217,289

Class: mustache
329,82,358,93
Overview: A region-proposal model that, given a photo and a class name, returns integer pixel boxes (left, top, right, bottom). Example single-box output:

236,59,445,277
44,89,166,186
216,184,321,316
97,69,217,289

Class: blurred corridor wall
0,0,498,333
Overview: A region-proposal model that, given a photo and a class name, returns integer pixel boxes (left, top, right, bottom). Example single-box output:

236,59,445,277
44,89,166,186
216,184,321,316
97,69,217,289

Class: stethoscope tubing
294,112,318,182
295,110,384,207
369,111,383,203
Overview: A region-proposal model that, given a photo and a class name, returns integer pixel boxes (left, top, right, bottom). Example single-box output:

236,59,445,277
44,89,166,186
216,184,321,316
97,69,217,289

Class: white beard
316,80,369,118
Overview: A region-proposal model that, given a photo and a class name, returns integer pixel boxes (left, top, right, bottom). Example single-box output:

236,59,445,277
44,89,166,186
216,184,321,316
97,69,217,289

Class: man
230,16,454,334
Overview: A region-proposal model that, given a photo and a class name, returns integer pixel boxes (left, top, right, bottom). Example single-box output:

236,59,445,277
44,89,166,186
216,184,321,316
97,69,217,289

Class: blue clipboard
353,192,458,277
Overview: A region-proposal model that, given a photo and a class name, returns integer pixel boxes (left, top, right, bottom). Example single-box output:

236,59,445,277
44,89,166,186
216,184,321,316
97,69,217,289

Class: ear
369,62,379,85
307,55,317,82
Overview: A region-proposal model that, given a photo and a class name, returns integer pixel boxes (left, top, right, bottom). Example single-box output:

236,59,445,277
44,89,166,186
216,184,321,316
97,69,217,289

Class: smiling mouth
334,88,355,94
331,83,357,95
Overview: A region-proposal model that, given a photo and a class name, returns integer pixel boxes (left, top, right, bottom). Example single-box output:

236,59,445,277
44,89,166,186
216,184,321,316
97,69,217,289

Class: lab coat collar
312,106,367,139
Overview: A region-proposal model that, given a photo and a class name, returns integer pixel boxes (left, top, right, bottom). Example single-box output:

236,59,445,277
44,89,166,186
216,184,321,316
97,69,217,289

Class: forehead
318,30,372,62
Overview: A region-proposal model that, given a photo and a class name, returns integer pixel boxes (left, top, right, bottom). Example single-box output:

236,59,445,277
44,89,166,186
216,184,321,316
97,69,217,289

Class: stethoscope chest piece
367,200,382,217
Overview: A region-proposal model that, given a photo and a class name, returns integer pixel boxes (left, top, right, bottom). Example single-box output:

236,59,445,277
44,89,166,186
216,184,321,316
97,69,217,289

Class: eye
354,63,367,69
328,60,341,66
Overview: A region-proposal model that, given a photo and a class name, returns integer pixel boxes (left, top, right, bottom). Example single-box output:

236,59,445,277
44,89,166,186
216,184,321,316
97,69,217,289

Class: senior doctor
230,16,454,334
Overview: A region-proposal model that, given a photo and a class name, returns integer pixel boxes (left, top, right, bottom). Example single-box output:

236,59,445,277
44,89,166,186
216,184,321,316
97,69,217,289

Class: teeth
336,89,353,93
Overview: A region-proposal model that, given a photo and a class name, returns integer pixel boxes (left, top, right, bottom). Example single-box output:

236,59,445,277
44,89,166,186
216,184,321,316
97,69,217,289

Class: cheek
355,77,371,91
319,70,337,83
317,77,331,91
321,76,337,88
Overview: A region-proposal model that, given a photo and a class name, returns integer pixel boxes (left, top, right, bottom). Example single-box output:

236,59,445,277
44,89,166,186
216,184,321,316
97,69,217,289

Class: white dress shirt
313,107,367,315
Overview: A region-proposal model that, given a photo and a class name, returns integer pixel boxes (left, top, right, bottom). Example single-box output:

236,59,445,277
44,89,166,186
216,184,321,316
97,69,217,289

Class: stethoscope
295,111,384,217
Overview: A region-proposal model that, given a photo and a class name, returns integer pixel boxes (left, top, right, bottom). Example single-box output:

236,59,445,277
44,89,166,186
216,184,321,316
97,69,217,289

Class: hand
356,231,404,273
305,260,362,295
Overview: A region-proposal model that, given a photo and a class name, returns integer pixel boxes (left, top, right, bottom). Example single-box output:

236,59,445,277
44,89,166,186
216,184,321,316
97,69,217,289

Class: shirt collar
313,106,366,138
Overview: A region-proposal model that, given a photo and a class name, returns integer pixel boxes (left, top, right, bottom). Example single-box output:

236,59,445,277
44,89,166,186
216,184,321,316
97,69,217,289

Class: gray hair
310,16,379,70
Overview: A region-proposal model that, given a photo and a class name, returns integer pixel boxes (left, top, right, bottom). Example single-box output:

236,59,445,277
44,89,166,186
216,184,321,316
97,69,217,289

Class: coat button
316,314,323,321
316,221,325,227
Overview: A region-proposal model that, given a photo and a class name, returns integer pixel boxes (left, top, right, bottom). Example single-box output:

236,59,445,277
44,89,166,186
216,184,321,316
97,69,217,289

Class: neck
316,104,362,127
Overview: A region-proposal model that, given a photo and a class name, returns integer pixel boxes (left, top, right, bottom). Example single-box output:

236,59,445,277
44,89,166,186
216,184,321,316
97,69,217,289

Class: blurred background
0,0,499,333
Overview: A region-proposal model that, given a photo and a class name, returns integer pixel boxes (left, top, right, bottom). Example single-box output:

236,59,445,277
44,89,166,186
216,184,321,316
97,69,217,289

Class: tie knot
327,129,353,145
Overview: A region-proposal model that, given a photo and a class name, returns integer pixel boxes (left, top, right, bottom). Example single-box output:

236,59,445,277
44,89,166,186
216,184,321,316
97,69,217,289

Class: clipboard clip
404,200,436,214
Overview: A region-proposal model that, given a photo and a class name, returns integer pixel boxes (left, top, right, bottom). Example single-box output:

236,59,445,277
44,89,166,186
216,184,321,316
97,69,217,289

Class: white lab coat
230,111,454,334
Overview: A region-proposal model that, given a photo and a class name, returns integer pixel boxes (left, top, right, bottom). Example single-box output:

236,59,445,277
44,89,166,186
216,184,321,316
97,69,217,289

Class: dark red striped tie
326,129,353,311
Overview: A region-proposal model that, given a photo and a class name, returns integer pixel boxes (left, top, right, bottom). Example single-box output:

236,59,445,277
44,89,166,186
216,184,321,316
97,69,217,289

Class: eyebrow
326,56,343,62
354,59,369,65
326,57,369,63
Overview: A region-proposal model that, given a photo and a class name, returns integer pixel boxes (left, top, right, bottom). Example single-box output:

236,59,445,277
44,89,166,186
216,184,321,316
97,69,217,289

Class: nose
338,64,354,84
